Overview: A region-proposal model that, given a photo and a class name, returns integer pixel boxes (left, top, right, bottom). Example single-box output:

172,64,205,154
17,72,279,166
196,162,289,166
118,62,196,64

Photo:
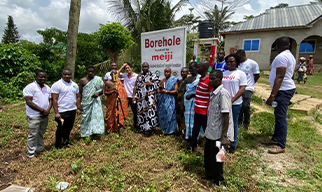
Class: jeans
272,89,295,149
230,104,242,148
189,113,207,148
26,116,48,158
128,97,138,129
238,90,253,126
55,110,76,148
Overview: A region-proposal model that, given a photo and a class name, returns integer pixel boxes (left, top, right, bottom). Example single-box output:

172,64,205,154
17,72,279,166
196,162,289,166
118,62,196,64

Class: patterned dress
184,75,204,139
105,81,128,133
158,75,178,134
176,78,186,133
135,71,160,132
80,76,105,137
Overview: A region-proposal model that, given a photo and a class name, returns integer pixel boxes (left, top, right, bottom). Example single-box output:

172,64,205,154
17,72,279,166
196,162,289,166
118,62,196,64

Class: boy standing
204,70,234,186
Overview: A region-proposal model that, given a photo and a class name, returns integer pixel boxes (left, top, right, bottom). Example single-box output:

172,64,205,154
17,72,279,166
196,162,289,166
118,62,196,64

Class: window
243,39,260,52
299,40,316,53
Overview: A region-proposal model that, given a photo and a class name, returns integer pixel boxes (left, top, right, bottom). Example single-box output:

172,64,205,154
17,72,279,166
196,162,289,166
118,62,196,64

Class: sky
0,0,314,43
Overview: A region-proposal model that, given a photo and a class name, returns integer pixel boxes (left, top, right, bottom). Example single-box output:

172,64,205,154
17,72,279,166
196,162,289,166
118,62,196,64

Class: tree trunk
106,50,118,64
65,0,81,79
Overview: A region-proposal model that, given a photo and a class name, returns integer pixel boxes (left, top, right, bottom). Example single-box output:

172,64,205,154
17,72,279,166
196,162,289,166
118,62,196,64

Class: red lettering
144,36,181,48
176,38,180,45
145,39,149,48
151,52,173,62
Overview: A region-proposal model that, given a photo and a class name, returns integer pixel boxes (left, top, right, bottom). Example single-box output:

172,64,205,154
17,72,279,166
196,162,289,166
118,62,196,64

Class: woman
222,54,247,153
158,67,178,135
297,57,307,84
183,62,204,140
118,63,139,129
307,55,314,75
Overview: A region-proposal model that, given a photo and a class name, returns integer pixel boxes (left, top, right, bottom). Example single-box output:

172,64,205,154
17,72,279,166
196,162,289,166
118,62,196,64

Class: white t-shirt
222,69,247,105
51,79,79,113
104,71,124,81
23,82,51,117
238,58,260,92
122,72,138,98
269,50,296,91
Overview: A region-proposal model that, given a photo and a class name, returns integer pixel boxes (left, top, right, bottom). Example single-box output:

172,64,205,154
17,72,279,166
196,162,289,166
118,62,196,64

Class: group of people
296,55,314,84
23,36,296,188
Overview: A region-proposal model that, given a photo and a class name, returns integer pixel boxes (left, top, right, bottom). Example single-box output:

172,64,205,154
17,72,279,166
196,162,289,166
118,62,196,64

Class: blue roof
221,3,322,34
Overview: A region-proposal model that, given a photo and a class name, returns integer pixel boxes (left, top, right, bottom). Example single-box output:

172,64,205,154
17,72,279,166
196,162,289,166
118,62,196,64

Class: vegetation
97,22,133,63
0,84,321,190
1,16,20,44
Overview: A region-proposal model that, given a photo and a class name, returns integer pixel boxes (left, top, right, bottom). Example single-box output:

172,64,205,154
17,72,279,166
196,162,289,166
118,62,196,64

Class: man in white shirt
104,62,124,81
264,37,296,154
236,49,260,130
51,69,82,149
23,70,52,159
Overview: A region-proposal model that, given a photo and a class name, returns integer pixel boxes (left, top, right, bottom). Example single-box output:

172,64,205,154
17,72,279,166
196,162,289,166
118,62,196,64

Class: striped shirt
194,74,211,115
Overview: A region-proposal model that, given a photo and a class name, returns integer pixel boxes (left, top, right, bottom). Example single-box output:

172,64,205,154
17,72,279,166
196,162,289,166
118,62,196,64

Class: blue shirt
212,61,228,72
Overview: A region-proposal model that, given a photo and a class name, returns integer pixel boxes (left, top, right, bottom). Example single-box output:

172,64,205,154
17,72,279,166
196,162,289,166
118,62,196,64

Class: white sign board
141,27,186,78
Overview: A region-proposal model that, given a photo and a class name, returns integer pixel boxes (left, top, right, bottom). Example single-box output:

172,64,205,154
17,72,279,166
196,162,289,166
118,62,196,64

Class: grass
1,76,322,191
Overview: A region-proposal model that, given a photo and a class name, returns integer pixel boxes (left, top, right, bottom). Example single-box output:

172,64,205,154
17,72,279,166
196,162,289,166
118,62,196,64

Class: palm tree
204,4,234,38
106,0,186,63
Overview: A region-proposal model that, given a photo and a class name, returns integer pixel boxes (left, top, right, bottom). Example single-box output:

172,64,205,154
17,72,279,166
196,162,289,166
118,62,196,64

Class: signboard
141,27,186,78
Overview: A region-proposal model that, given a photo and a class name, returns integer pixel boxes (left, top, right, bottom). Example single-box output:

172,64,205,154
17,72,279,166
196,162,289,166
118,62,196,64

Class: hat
309,55,313,57
300,57,306,61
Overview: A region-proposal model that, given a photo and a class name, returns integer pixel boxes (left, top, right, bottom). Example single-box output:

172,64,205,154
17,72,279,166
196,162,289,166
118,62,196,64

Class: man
133,62,160,135
212,50,228,72
176,67,189,134
204,69,233,186
187,61,211,151
23,70,52,159
104,69,128,133
79,66,105,137
51,69,82,149
264,37,296,154
236,49,260,130
104,63,124,81
117,62,138,129
158,67,178,135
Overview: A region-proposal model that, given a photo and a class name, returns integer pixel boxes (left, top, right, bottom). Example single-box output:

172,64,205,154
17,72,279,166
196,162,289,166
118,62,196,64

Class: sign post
141,27,187,78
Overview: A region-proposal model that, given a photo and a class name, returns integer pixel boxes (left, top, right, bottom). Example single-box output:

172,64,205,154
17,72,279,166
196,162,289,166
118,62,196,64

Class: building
221,3,322,70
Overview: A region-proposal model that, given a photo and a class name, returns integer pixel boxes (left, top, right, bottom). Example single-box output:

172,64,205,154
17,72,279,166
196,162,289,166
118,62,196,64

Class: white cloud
0,0,316,43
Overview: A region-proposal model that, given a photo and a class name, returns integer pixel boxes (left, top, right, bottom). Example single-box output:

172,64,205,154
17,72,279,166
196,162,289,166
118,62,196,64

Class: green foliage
287,168,307,180
71,157,84,173
37,28,67,45
251,112,275,135
176,152,203,171
270,3,289,9
97,22,133,54
0,43,40,79
1,16,20,44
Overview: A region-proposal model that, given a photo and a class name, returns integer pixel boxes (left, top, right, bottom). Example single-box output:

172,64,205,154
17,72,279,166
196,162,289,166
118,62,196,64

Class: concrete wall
223,19,322,70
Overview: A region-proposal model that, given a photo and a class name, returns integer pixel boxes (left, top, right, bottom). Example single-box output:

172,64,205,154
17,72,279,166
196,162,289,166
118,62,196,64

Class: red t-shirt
194,75,211,115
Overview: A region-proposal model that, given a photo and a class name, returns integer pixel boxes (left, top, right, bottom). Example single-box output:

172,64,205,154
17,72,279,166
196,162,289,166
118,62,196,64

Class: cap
310,55,313,57
300,57,306,60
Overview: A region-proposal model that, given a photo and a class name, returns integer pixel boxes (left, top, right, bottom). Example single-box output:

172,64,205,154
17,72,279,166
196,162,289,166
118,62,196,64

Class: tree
2,16,20,44
243,15,254,20
204,4,234,37
270,3,289,9
37,28,67,45
173,14,202,33
65,0,81,79
97,22,133,63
